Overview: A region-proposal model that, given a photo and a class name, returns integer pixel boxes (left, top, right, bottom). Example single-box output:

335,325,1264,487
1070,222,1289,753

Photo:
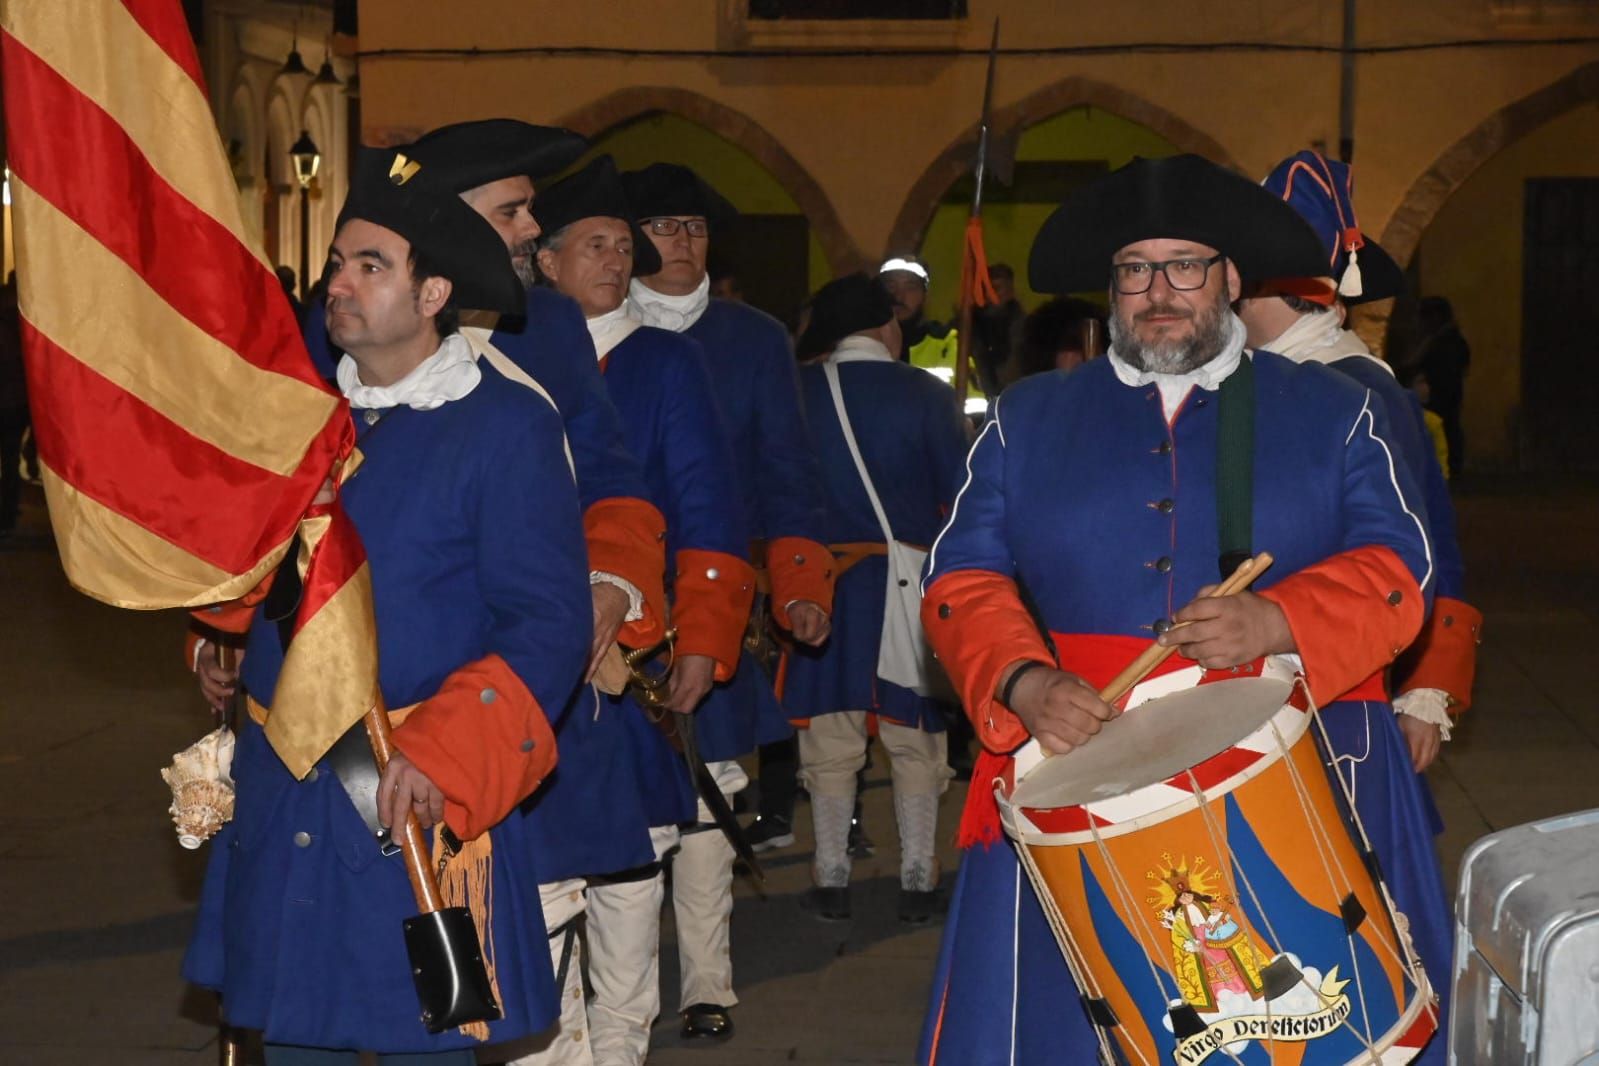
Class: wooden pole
363,701,444,913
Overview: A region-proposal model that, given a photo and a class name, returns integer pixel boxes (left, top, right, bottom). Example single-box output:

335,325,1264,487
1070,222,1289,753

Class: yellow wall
916,106,1177,322
1417,105,1599,465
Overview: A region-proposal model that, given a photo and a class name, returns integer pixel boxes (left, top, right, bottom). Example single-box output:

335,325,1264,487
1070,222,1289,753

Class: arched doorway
892,102,1195,331
1381,61,1599,470
560,89,860,327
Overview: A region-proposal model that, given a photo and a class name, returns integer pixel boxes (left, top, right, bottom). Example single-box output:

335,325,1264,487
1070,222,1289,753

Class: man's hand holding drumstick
994,553,1279,757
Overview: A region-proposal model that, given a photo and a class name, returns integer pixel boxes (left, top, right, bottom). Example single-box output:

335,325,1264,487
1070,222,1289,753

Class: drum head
1009,676,1294,810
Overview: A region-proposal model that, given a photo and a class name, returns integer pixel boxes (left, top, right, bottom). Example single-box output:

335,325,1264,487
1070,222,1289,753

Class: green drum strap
1215,352,1255,580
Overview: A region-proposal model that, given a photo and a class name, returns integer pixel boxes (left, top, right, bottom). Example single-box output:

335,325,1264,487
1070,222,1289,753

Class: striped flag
2,0,377,776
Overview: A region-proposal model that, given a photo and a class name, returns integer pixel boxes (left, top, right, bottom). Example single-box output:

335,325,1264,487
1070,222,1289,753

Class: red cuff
768,536,835,627
184,573,275,667
673,549,757,680
1257,545,1425,707
584,497,668,648
1394,596,1483,713
922,569,1054,754
391,654,558,841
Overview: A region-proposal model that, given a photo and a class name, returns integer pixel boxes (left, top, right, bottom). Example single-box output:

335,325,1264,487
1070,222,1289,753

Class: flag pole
952,18,1001,410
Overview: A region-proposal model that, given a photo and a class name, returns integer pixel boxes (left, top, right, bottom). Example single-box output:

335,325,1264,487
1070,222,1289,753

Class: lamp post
289,130,321,301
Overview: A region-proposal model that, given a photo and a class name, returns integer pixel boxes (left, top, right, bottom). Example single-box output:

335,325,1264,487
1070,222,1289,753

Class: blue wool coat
681,299,831,760
524,325,746,861
304,286,650,511
916,351,1452,1066
182,359,592,1053
783,352,969,728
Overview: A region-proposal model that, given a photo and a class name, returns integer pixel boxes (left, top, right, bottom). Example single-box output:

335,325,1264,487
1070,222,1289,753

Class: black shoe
799,884,852,922
898,888,942,924
744,814,795,852
847,817,874,859
681,1002,734,1039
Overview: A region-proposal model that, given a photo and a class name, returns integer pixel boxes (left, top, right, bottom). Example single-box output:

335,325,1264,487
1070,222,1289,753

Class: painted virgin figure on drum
914,155,1454,1066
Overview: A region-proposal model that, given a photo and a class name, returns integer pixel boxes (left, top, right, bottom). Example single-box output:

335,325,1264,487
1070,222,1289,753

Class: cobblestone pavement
3,475,1596,1065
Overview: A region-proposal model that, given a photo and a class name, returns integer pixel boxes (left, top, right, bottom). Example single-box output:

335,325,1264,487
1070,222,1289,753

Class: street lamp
289,130,321,301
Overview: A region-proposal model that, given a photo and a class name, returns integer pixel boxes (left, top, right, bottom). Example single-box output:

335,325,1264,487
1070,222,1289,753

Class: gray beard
1109,296,1230,375
512,239,539,289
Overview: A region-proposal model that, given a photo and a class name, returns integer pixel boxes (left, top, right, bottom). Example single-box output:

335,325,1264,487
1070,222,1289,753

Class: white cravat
1264,307,1394,377
585,302,643,360
336,332,480,411
627,275,710,333
829,334,895,364
1108,311,1249,421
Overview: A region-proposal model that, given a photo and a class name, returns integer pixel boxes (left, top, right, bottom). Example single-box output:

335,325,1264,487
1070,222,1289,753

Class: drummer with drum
914,155,1453,1066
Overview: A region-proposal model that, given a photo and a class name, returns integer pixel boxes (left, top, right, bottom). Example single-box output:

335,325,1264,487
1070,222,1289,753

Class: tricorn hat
797,273,897,361
394,119,588,194
337,146,524,314
1028,154,1329,295
531,155,663,277
1260,150,1404,305
619,163,739,235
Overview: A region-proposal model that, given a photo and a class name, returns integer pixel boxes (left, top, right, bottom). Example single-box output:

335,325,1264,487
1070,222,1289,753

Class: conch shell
161,727,236,849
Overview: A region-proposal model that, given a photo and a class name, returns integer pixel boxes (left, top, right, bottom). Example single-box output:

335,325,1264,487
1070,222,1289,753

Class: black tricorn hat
532,155,663,277
797,273,897,361
1028,154,1330,295
619,163,739,234
337,146,524,315
395,119,588,194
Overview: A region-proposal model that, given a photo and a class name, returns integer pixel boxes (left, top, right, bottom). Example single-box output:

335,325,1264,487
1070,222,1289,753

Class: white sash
459,326,576,481
822,359,948,698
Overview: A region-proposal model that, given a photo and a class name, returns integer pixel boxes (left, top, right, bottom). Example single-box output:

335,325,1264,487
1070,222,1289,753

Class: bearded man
914,155,1451,1065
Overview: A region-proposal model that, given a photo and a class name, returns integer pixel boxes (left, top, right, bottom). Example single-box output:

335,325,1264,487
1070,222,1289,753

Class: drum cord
1306,697,1437,1030
1012,840,1131,1066
1182,766,1387,1065
1267,714,1384,1057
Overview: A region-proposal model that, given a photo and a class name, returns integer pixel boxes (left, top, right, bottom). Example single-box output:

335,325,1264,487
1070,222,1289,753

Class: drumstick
1098,552,1274,705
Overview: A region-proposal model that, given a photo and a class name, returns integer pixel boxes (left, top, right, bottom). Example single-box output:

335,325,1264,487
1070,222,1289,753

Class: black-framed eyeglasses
1110,254,1225,295
644,217,709,238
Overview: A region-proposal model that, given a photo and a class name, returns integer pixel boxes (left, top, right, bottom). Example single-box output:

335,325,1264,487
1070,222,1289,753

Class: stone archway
1380,60,1599,267
886,76,1239,257
557,87,865,276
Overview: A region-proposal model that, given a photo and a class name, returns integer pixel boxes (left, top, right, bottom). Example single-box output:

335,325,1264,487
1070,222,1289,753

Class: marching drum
998,656,1438,1066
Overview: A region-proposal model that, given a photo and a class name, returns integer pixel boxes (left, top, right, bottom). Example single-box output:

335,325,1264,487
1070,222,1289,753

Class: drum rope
1013,838,1136,1066
1306,698,1434,1011
1183,768,1387,1064
1085,821,1185,1016
1267,715,1384,1058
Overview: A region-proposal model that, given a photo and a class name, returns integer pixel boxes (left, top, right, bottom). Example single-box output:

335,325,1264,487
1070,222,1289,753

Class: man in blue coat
785,273,969,924
532,153,755,1066
915,155,1452,1065
1237,149,1482,773
183,149,592,1063
621,162,835,1039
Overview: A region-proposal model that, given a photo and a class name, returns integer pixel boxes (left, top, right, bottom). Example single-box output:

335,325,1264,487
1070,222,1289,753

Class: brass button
293,831,312,848
793,554,806,565
1386,590,1403,606
1154,556,1173,573
938,603,951,620
1153,617,1173,636
481,688,497,704
304,768,320,783
706,567,719,580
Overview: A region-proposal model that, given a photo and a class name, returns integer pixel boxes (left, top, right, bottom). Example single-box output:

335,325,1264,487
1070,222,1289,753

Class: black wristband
999,660,1047,708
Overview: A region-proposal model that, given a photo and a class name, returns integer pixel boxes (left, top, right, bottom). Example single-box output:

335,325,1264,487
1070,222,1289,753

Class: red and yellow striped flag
2,0,377,775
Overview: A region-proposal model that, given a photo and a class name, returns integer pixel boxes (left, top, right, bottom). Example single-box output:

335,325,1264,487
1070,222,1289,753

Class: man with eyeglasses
621,162,834,1042
913,154,1451,1065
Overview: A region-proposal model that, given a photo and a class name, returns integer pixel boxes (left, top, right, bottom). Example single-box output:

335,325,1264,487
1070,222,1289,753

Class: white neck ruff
337,332,480,411
829,334,895,364
585,301,643,360
1107,312,1248,421
1264,307,1394,377
627,274,710,333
